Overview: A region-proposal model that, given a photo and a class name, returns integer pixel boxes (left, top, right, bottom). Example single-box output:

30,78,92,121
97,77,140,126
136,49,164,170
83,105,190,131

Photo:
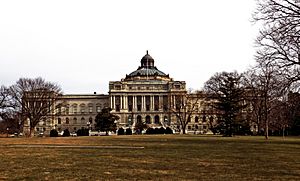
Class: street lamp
6,127,9,138
87,121,91,130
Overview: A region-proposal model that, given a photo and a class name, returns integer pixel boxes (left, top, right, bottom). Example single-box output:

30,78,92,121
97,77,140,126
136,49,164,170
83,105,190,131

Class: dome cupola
141,50,154,68
125,51,171,81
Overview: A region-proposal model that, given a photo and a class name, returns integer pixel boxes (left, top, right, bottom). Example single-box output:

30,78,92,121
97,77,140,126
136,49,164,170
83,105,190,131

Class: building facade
25,51,218,135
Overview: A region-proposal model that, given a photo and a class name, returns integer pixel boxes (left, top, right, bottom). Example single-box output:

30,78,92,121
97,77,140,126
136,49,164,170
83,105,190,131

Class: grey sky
0,0,259,94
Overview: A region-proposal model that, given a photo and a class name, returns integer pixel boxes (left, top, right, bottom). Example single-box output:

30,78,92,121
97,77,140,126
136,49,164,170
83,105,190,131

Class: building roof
125,51,170,80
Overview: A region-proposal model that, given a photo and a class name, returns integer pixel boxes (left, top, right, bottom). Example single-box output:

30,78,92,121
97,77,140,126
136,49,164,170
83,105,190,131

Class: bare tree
254,0,300,87
171,90,202,134
0,86,15,120
243,60,286,139
8,78,62,137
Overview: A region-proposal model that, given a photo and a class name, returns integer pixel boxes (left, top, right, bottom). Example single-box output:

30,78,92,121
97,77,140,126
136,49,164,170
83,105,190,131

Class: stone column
133,96,136,111
142,96,146,111
159,95,163,111
124,96,127,110
110,96,113,109
120,95,123,110
113,96,115,110
151,96,154,111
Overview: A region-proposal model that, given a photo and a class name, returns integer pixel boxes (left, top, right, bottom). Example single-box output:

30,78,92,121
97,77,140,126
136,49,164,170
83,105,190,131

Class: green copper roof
128,67,167,77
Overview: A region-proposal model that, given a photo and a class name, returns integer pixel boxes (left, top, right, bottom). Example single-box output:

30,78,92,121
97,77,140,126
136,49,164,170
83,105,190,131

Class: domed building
109,51,186,129
24,51,216,136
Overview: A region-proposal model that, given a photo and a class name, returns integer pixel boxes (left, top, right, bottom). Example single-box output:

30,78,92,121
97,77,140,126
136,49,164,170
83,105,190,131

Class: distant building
24,51,218,135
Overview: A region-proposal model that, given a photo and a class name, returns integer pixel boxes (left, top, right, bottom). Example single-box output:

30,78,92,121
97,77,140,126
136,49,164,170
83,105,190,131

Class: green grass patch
0,135,300,180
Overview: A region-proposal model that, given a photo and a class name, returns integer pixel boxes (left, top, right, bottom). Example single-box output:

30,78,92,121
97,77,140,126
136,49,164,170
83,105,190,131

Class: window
66,117,70,124
58,118,61,124
203,125,207,129
73,104,77,114
137,96,142,111
128,96,133,112
154,96,159,111
89,106,93,113
163,95,168,111
80,104,85,114
146,115,151,124
96,106,101,113
146,96,150,111
66,106,69,115
154,115,160,124
89,117,93,124
81,117,85,124
57,107,61,114
115,85,121,90
195,116,199,123
115,96,120,112
203,115,206,122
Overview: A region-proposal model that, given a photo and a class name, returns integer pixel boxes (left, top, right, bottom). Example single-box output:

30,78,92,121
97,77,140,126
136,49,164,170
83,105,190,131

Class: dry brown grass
0,135,300,180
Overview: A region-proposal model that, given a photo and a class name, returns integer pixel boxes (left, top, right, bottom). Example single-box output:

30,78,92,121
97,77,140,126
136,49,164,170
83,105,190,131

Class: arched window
88,103,93,113
81,117,85,124
154,115,160,124
146,115,151,124
96,103,102,113
137,115,142,124
188,116,191,122
203,115,206,122
58,118,61,124
72,104,78,114
195,116,199,123
80,104,86,114
89,117,93,124
66,117,70,124
73,117,77,124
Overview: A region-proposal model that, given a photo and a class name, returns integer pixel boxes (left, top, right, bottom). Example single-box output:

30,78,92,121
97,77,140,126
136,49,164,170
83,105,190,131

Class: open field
0,135,300,180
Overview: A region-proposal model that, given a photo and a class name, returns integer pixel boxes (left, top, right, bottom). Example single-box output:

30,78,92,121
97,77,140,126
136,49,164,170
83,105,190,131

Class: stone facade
25,51,218,135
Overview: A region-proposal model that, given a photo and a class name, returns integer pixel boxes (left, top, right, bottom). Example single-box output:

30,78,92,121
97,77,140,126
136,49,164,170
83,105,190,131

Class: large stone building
26,51,218,135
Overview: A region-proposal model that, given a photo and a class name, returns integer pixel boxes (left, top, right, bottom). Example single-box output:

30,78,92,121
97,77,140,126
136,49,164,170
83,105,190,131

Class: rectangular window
154,96,159,111
115,96,120,112
163,95,168,111
137,96,142,112
146,96,150,111
128,96,133,111
89,107,93,113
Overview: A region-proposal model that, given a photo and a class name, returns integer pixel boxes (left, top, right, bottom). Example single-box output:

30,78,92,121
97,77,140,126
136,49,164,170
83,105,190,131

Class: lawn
0,135,299,180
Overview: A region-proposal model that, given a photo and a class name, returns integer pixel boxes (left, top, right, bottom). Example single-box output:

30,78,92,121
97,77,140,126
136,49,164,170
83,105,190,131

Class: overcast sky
0,0,259,94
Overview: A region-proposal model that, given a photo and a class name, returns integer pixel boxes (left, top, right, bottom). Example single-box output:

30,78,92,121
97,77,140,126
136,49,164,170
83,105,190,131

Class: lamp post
6,127,9,138
87,121,92,131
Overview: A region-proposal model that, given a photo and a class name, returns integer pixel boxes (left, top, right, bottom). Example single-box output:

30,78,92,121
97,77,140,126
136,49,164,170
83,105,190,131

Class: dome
128,67,167,77
125,51,170,81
